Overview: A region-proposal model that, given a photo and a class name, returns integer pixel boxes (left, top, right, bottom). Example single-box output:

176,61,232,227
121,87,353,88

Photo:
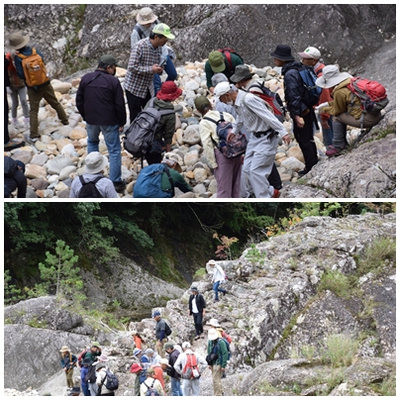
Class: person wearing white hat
207,329,229,396
60,345,78,389
207,259,228,302
214,81,290,198
69,152,119,198
298,46,334,147
315,65,382,157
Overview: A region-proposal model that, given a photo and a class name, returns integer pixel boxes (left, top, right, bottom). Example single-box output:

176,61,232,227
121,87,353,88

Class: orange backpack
17,48,49,87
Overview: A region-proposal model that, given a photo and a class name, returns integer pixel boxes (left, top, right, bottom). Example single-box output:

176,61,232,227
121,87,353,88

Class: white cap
214,81,232,98
182,341,191,349
298,46,321,60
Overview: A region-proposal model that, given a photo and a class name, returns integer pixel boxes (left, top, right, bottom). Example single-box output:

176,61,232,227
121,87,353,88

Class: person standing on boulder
188,286,207,340
164,342,183,396
207,329,228,396
153,310,169,356
60,345,78,390
207,260,228,302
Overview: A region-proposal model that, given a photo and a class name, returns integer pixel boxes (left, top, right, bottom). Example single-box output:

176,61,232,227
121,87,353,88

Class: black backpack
78,176,104,198
4,156,19,179
84,364,97,383
164,321,172,336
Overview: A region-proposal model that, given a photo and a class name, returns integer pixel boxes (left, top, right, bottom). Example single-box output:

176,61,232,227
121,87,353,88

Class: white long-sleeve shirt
173,349,208,376
212,264,226,283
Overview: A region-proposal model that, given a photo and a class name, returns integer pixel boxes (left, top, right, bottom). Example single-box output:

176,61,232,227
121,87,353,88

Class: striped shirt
233,90,287,138
124,38,162,99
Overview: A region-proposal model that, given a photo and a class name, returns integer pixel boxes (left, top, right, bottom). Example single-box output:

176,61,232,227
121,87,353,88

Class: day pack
164,321,172,336
78,176,104,198
348,77,389,114
100,369,119,392
77,349,88,368
84,364,97,384
298,65,322,107
123,98,175,158
203,112,248,159
248,81,286,122
133,163,174,198
17,48,49,87
4,157,18,179
217,47,244,73
182,354,200,380
144,379,160,396
219,337,232,361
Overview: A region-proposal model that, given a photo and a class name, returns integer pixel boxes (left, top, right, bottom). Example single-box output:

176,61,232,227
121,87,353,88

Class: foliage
193,268,207,279
244,244,266,267
4,270,25,305
213,233,238,260
321,333,359,367
318,270,352,299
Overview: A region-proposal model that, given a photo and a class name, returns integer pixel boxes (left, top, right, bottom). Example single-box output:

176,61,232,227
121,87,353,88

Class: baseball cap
298,46,321,60
208,51,225,73
213,82,231,98
152,23,175,40
99,54,119,67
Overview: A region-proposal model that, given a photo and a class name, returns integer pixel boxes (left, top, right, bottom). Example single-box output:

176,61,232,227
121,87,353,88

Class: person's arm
14,170,27,198
199,119,218,169
115,81,127,128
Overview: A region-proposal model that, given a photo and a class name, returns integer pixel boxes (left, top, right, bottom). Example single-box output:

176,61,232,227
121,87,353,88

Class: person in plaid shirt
124,23,175,123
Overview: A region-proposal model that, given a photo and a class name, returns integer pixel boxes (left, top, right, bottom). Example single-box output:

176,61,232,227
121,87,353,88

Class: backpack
17,48,49,87
77,349,88,368
4,157,18,179
298,65,323,107
133,163,174,198
78,176,104,198
221,330,232,344
248,81,286,122
164,321,172,337
203,112,248,159
144,379,160,396
123,98,175,158
100,369,119,392
347,77,389,115
217,48,244,73
84,364,97,384
215,337,232,361
181,353,200,380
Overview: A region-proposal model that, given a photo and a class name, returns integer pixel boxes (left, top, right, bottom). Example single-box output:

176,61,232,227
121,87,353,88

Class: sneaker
24,134,39,144
297,169,309,176
113,181,127,193
272,188,280,198
326,146,344,157
4,140,25,150
223,290,228,296
194,335,201,340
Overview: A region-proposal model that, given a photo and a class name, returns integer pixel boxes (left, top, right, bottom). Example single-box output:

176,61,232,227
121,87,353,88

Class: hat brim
270,52,295,61
315,72,352,89
208,332,219,340
136,15,158,24
211,63,226,73
84,155,108,174
230,72,255,83
156,88,182,102
298,52,318,60
9,35,30,50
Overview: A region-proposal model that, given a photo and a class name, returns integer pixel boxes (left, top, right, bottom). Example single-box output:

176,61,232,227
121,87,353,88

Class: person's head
298,46,321,67
182,341,192,352
150,23,175,47
136,7,158,28
214,82,237,105
145,348,155,358
130,363,143,375
270,44,295,67
208,51,225,73
95,362,106,372
230,65,255,88
156,81,182,102
208,259,216,268
163,342,175,354
82,354,93,367
59,345,70,355
7,32,29,51
194,95,212,116
84,152,108,175
133,347,142,357
211,72,229,88
315,65,352,89
162,153,182,173
159,358,169,371
98,54,118,76
146,368,156,377
208,328,219,341
207,318,221,328
190,286,198,295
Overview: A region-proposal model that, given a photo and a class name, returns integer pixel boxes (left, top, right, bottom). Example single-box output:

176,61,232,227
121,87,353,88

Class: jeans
86,123,122,183
171,377,183,396
318,115,334,147
153,55,177,94
213,281,226,301
192,312,204,336
81,382,90,396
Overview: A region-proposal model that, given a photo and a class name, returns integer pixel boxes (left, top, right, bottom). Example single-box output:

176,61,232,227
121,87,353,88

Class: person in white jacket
95,363,115,396
173,342,208,396
208,260,227,302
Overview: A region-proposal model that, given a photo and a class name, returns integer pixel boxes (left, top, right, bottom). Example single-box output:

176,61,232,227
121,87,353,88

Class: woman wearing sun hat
315,65,382,157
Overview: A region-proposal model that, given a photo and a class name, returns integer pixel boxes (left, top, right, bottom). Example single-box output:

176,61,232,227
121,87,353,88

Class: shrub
318,270,351,299
321,333,359,367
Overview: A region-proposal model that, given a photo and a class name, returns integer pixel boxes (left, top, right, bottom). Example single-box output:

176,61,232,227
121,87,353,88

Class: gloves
315,102,329,113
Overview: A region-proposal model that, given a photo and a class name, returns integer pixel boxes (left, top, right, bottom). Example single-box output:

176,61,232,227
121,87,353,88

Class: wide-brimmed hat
152,23,175,40
208,51,225,73
207,318,221,327
214,82,232,99
82,354,93,366
298,46,321,60
84,152,108,174
163,153,182,173
60,346,70,353
208,259,216,266
91,341,101,348
230,65,255,83
133,348,142,356
95,362,106,371
270,44,295,61
208,328,219,341
98,354,108,362
136,7,158,24
315,65,352,89
157,81,182,102
7,32,30,50
130,363,143,373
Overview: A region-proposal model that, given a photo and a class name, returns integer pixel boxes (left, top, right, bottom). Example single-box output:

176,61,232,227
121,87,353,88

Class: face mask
226,100,234,106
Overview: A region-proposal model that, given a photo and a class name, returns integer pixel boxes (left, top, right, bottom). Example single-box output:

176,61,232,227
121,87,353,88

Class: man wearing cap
213,80,290,198
174,342,208,396
96,362,116,396
298,46,334,147
144,81,182,165
125,23,175,123
131,7,177,94
69,152,119,198
315,65,382,157
60,345,78,389
207,329,229,396
141,368,165,396
153,311,169,356
188,286,207,340
205,50,244,93
164,342,183,396
271,44,319,175
9,32,69,143
76,54,127,193
194,95,242,198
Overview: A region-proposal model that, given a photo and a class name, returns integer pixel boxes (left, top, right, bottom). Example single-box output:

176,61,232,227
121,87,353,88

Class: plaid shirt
124,38,162,99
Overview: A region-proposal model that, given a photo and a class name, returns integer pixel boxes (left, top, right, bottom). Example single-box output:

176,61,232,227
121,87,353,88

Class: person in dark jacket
60,345,78,389
164,342,183,396
188,286,207,340
76,54,127,193
271,44,319,176
4,156,27,198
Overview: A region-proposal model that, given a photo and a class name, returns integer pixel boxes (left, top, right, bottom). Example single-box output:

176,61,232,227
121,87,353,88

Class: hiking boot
326,146,344,157
297,169,310,176
24,134,39,144
194,335,201,340
4,140,25,151
272,188,280,198
223,290,228,296
113,180,127,193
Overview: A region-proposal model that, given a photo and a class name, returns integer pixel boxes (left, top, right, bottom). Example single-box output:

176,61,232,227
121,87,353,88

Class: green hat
152,23,175,40
163,342,175,350
194,96,211,112
99,54,119,67
91,341,101,348
208,51,225,73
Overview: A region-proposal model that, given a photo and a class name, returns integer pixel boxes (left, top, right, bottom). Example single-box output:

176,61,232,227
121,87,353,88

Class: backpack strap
162,163,175,196
223,50,233,72
134,24,146,40
202,112,225,149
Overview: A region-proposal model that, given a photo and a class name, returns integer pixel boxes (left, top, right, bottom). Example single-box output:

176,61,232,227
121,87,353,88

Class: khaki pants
65,368,74,388
28,83,68,137
211,364,223,396
155,338,167,356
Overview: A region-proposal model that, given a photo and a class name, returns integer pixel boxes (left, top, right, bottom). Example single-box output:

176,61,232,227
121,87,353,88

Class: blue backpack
298,66,323,107
133,163,174,198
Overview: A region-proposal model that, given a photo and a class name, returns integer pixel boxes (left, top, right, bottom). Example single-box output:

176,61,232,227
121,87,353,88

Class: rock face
4,213,395,396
